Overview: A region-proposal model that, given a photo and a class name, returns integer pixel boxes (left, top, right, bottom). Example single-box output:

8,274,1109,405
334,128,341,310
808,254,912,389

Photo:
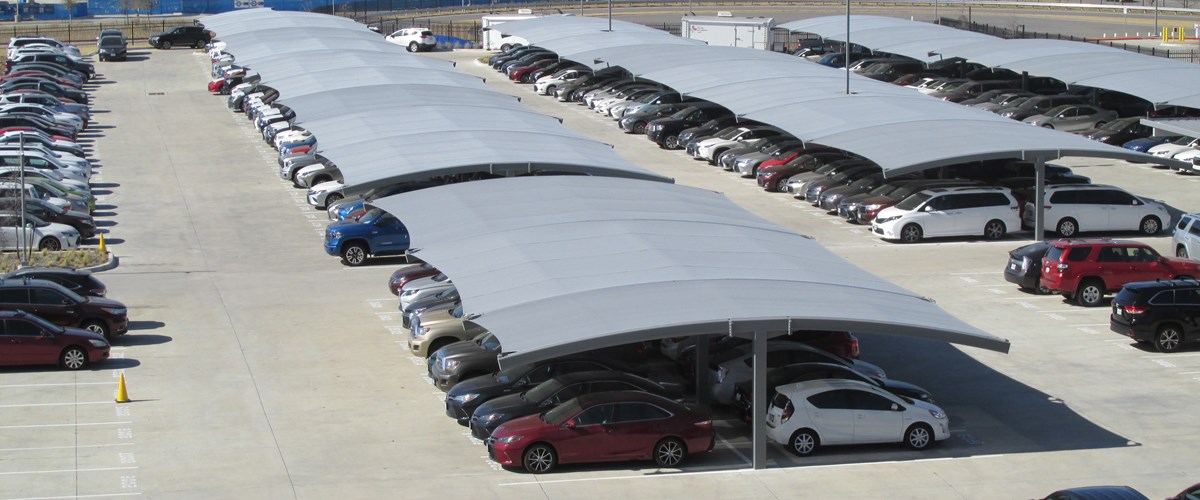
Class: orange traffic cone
115,372,130,403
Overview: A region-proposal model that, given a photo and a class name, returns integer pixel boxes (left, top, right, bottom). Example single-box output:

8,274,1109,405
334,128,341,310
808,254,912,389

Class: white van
1022,184,1169,237
872,186,1020,243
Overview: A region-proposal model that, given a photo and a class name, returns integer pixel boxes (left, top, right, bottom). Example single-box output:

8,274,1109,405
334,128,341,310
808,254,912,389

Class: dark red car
387,262,440,296
488,391,714,473
508,59,556,83
756,152,847,192
0,310,109,370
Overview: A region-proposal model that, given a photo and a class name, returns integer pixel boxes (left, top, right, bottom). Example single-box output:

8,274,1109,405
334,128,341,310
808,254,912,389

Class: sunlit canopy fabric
202,9,361,36
282,86,522,122
262,66,487,99
501,16,1183,174
783,15,1200,110
224,38,402,66
372,176,1011,367
234,50,453,81
299,105,566,146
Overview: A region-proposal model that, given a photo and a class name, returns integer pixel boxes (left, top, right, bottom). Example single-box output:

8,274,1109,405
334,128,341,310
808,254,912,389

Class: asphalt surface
1,39,1199,499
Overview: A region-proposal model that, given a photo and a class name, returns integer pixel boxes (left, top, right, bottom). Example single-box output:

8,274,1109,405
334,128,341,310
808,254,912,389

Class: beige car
408,304,485,358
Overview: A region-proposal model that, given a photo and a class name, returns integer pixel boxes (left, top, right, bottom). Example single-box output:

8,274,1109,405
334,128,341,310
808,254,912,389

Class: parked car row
2,36,101,252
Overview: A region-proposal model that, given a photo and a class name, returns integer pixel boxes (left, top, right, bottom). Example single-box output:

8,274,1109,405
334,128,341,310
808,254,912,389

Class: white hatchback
765,379,949,456
1021,184,1169,237
872,186,1020,243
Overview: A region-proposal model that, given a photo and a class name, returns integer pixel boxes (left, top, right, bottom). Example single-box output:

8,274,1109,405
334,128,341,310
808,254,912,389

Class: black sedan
445,357,629,424
1003,240,1053,294
1079,117,1154,145
467,370,671,439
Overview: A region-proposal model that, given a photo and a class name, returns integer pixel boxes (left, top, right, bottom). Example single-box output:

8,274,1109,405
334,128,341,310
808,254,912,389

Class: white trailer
481,13,539,51
681,14,775,50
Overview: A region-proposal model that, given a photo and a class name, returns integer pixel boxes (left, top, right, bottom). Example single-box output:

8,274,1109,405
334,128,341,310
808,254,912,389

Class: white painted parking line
1178,371,1200,375
2,493,142,500
0,401,113,408
0,466,138,476
1141,353,1200,359
1069,323,1109,327
1038,309,1095,314
0,421,132,430
0,382,115,388
0,443,135,453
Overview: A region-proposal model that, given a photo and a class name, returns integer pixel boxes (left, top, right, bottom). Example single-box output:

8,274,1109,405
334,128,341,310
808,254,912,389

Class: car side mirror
891,403,900,411
563,420,576,429
923,205,935,212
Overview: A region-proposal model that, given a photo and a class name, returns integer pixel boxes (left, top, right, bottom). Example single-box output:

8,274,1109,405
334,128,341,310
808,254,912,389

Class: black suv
149,26,211,50
1111,280,1200,353
646,104,733,150
0,278,128,339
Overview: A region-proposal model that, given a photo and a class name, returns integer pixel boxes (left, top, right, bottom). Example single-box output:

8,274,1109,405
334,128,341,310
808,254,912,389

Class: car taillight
1122,305,1148,315
849,338,860,359
780,402,794,423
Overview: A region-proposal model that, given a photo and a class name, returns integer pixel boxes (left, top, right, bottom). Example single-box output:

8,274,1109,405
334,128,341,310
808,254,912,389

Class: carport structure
373,175,1011,470
200,10,670,193
498,16,1184,238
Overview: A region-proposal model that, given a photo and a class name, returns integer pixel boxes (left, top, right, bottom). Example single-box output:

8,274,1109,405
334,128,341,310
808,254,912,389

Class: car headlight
452,392,477,403
88,339,108,348
862,203,882,211
416,326,430,337
481,413,503,423
102,307,126,316
444,359,460,371
875,215,900,224
329,230,342,240
496,434,523,444
928,409,946,420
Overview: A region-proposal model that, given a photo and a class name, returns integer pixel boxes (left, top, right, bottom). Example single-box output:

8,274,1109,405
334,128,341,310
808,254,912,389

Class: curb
83,253,120,273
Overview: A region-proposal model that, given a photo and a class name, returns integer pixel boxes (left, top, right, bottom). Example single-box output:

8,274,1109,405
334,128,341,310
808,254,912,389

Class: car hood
472,392,540,419
437,339,489,360
491,413,548,438
446,372,515,400
1164,257,1200,270
86,296,125,309
61,326,107,342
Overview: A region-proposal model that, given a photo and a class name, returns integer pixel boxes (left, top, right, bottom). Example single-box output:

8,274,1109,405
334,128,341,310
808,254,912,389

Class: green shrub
0,249,108,273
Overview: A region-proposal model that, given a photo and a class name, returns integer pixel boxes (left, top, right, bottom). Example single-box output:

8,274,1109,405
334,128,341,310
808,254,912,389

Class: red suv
1040,239,1200,307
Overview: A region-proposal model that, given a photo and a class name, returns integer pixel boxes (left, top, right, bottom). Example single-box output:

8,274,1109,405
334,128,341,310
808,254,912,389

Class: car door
1066,106,1097,132
557,403,617,463
1065,189,1106,231
1,317,60,365
604,402,673,460
803,389,856,445
1125,247,1168,283
848,389,904,444
1176,288,1200,334
369,213,409,254
919,194,960,237
1187,218,1200,258
27,287,80,327
1103,189,1144,232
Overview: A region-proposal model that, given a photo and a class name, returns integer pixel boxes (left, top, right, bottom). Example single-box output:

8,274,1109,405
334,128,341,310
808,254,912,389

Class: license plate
1010,263,1018,271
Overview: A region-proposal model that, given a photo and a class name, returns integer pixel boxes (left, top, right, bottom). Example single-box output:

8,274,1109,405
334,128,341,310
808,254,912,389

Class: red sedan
387,262,440,295
488,391,714,473
0,310,109,370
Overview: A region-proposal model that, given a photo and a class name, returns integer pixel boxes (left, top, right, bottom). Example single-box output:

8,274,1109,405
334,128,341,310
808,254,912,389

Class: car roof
920,186,1012,195
550,370,652,386
1120,279,1200,292
1048,238,1141,248
6,266,89,278
572,390,680,408
776,377,882,396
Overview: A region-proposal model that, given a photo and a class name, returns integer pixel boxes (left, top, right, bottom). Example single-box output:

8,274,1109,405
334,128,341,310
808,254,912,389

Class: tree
132,0,157,15
61,0,79,21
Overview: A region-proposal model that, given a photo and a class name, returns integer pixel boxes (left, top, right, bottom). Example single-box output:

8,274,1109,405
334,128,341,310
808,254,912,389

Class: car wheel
313,175,332,186
904,423,934,450
325,193,343,206
161,40,172,49
341,243,368,267
425,337,456,358
193,40,205,49
522,444,556,473
82,319,110,339
60,346,87,370
1038,284,1052,295
1178,246,1190,259
788,429,819,457
1055,218,1078,237
407,41,420,53
653,437,686,467
663,135,680,150
1155,324,1184,353
633,122,647,135
545,85,556,95
1094,121,1107,128
983,219,1006,240
1041,123,1053,129
500,43,512,52
1075,279,1105,307
38,238,61,251
775,178,789,193
900,224,923,243
1139,216,1161,235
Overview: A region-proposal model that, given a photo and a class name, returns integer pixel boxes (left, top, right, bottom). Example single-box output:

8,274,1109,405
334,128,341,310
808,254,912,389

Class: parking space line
0,401,113,408
2,494,143,500
0,443,135,453
0,382,115,388
1038,309,1095,313
1141,353,1200,359
1069,323,1109,327
0,466,138,476
0,421,131,430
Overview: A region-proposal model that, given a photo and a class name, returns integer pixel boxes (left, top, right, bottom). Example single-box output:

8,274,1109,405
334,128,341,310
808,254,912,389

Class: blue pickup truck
324,207,410,266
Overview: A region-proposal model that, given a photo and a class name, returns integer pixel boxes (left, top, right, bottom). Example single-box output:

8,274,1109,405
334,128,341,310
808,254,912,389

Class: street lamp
844,0,850,94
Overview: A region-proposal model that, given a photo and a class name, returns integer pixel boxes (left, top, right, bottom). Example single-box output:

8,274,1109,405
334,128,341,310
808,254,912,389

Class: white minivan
1022,184,1169,237
872,186,1020,243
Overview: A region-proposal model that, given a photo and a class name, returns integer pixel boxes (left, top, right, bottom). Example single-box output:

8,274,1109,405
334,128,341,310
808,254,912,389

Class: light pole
934,0,939,25
607,0,612,32
1154,0,1160,36
845,0,850,94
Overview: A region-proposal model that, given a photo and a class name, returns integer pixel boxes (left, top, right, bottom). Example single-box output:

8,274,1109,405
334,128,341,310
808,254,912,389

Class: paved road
2,44,1198,499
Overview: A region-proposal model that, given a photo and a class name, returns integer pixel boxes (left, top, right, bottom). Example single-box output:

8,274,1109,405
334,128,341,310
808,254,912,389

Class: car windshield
358,208,383,223
868,183,898,195
523,379,564,403
1100,117,1138,132
850,176,879,188
494,364,529,384
23,313,65,333
895,191,934,211
436,288,455,299
478,333,501,351
98,37,124,49
1044,105,1073,117
669,107,697,120
714,127,743,140
541,398,582,423
450,305,463,318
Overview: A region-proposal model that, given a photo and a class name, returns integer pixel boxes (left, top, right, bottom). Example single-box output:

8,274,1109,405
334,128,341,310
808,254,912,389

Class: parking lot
2,45,1198,499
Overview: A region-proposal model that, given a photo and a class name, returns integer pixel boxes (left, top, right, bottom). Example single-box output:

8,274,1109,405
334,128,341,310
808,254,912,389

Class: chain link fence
0,18,199,45
941,17,1199,62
